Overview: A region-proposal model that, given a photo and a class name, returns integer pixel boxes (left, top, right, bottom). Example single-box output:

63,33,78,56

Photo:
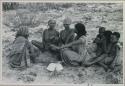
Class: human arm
58,30,64,46
42,30,46,43
49,44,60,50
85,54,108,66
60,36,85,49
93,35,101,43
26,40,35,57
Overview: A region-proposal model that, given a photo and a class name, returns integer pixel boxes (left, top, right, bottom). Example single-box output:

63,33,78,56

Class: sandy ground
2,3,123,84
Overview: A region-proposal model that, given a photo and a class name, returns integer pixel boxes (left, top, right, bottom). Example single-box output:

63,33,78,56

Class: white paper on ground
47,63,63,72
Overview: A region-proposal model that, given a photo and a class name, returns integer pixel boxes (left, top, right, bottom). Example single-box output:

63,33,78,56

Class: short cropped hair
112,32,120,39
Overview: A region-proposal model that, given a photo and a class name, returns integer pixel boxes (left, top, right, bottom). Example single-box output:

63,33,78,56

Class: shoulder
11,37,27,52
43,29,47,35
43,29,49,35
80,35,86,39
43,29,48,33
79,35,86,43
14,36,26,43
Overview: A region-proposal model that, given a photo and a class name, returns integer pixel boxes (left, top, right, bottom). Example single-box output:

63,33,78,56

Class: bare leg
31,40,44,52
86,54,107,66
97,62,109,71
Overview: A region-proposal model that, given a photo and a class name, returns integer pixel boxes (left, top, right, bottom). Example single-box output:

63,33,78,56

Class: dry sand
2,3,123,84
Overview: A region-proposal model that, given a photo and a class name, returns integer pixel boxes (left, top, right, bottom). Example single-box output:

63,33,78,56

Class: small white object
47,63,56,72
47,62,63,72
56,63,63,72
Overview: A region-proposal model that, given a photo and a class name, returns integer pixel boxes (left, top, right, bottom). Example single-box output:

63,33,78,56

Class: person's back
9,26,35,70
10,36,27,55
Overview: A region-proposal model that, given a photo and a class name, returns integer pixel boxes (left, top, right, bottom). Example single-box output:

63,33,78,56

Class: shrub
3,2,19,11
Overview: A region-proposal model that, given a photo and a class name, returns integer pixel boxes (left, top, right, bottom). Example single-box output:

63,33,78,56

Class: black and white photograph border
0,0,125,85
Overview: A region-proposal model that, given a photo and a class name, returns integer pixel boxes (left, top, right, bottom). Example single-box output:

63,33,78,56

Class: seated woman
9,26,35,70
32,19,60,62
60,18,75,45
60,23,89,66
32,19,59,51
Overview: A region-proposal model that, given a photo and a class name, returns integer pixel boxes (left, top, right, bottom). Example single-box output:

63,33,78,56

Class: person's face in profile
111,35,118,43
48,20,56,29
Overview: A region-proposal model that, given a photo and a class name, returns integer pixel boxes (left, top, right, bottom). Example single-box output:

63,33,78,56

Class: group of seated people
9,18,121,71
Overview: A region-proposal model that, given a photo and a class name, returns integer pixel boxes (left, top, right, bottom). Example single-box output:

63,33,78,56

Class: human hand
50,44,60,50
50,36,55,40
60,45,66,49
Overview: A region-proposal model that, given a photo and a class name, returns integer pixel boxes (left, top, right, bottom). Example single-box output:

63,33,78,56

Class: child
87,27,106,62
93,27,106,57
93,27,105,43
9,26,35,70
